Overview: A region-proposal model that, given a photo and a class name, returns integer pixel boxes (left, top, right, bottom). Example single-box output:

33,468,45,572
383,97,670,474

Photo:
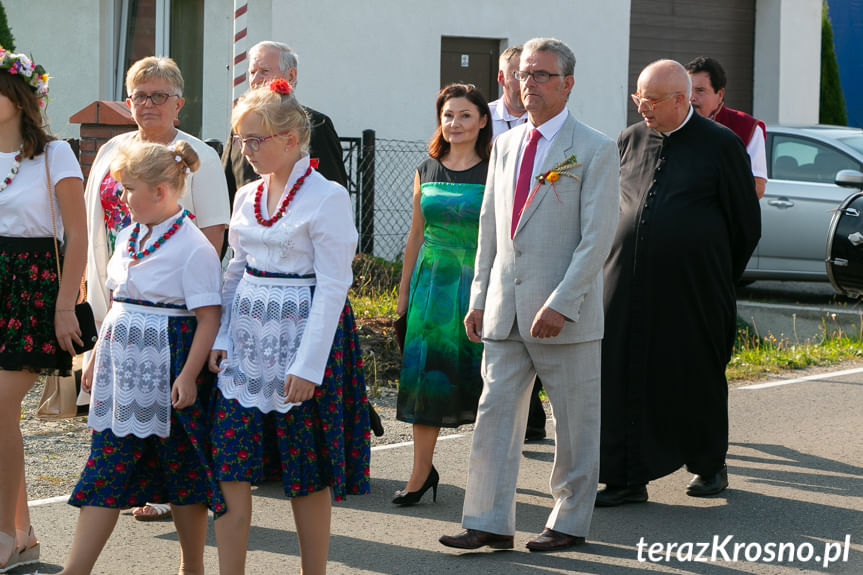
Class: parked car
742,124,863,282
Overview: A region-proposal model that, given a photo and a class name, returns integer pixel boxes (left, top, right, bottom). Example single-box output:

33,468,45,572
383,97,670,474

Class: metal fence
341,132,428,262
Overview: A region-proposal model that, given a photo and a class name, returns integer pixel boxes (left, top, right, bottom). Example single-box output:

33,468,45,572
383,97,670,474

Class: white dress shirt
516,107,571,181
490,97,528,140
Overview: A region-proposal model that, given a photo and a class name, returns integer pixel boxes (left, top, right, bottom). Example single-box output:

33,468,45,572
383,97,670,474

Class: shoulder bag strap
45,142,63,283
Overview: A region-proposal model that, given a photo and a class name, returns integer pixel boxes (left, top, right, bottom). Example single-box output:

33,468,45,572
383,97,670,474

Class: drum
826,191,863,296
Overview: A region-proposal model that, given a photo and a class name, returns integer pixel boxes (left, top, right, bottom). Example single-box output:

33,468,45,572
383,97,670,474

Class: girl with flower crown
0,49,85,573
58,140,223,575
208,79,370,574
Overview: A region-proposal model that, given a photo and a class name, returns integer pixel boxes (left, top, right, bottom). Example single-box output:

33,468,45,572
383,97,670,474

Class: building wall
754,0,822,124
5,0,824,146
261,0,632,142
5,0,106,140
7,0,234,142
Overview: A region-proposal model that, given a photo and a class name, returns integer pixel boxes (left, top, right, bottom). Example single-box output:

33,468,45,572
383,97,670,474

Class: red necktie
512,128,541,238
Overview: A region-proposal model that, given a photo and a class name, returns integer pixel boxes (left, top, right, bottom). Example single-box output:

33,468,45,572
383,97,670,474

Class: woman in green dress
394,84,492,505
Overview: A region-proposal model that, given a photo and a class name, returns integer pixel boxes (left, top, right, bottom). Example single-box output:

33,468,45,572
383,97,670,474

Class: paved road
18,364,863,574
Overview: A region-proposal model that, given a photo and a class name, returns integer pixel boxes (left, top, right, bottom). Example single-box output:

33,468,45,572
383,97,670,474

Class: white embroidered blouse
214,155,358,385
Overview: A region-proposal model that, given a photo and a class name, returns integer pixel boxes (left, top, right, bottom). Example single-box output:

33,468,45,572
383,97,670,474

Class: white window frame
112,0,172,100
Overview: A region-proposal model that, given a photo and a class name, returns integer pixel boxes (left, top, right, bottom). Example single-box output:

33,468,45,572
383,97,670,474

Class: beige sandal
0,531,21,574
132,502,172,521
14,526,39,568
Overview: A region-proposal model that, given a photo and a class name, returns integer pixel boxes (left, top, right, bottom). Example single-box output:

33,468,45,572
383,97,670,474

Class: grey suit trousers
461,323,601,537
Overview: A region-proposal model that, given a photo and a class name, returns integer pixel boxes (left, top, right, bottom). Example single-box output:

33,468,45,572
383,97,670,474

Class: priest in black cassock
597,60,760,506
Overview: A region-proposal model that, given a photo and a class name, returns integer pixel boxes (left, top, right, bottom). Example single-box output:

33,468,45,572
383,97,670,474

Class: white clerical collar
528,107,569,142
662,105,694,136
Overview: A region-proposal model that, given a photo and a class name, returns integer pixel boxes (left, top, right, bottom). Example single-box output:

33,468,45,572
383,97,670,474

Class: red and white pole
232,1,249,104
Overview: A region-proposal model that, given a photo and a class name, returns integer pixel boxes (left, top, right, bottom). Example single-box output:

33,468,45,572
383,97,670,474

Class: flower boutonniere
526,154,580,207
536,154,581,186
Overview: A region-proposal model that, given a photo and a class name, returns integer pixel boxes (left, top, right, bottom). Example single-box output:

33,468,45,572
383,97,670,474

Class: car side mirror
835,169,863,189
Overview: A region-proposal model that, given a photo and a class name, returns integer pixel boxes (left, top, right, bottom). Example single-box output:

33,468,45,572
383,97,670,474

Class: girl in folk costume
209,79,370,575
0,49,85,573
59,141,223,575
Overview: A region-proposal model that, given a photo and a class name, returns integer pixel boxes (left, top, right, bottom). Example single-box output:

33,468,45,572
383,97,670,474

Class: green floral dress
397,157,487,427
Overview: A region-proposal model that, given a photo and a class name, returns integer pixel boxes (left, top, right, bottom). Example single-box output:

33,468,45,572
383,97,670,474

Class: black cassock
600,112,760,485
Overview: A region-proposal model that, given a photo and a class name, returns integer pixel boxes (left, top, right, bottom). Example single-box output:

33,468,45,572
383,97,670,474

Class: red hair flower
269,78,293,95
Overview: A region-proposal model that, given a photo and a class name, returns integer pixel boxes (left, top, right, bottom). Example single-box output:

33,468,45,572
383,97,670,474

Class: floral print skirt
211,300,371,501
69,315,226,516
0,236,72,375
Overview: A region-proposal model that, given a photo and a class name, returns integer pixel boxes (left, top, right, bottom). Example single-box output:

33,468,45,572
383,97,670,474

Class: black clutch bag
393,314,407,353
73,302,98,354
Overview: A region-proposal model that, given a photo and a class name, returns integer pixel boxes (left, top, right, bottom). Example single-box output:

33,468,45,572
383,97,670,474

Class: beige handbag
36,355,83,419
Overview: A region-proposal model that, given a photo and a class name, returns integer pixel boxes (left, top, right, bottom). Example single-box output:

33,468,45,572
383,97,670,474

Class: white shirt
747,125,767,180
0,140,83,239
215,155,358,384
490,97,528,140
86,130,231,323
107,208,222,310
517,108,570,181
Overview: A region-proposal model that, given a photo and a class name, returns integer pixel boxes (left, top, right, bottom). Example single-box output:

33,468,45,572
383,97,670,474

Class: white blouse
0,140,83,239
107,208,222,309
215,155,358,385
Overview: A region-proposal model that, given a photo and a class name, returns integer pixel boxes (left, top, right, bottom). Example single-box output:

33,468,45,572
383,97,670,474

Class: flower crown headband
0,46,49,99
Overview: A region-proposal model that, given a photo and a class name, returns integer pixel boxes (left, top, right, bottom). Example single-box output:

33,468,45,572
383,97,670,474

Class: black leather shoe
686,465,728,497
439,529,514,550
525,427,547,441
526,528,585,552
594,484,648,507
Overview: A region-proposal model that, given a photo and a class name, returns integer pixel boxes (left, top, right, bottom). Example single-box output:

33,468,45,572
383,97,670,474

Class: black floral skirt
0,236,72,375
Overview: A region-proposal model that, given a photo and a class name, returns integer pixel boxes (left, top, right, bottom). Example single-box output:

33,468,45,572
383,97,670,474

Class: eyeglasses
631,92,680,112
129,92,180,106
514,70,563,84
232,132,290,152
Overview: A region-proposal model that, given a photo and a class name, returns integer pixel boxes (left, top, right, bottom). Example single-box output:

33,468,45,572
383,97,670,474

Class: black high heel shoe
392,466,439,505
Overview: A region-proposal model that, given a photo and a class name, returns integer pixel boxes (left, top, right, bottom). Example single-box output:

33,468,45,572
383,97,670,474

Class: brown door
627,0,756,127
440,36,499,102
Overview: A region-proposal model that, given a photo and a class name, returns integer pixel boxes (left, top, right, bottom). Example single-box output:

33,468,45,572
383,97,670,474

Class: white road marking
738,367,863,390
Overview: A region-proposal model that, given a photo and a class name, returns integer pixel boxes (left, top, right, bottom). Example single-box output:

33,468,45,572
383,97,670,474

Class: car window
771,135,858,183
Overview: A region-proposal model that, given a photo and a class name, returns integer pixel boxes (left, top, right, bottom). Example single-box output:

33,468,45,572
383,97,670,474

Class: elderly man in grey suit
439,37,620,552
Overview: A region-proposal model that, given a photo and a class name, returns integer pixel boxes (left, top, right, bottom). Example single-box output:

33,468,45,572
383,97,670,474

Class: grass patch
350,287,398,319
349,255,863,387
728,316,863,381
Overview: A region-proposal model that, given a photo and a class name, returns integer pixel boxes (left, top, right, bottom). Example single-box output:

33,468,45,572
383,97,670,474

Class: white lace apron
217,270,314,414
88,301,194,438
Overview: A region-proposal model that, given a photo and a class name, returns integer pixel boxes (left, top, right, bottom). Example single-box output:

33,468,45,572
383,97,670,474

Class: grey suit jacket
470,113,620,344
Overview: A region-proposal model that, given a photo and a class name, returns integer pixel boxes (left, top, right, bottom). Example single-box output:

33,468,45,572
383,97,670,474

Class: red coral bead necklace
127,209,194,260
254,166,312,227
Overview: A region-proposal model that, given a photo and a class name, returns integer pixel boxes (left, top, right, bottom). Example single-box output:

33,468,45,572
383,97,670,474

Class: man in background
489,44,546,441
686,56,767,199
222,40,347,206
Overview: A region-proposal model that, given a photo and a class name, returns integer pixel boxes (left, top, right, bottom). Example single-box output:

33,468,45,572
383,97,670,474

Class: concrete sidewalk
21,366,863,574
